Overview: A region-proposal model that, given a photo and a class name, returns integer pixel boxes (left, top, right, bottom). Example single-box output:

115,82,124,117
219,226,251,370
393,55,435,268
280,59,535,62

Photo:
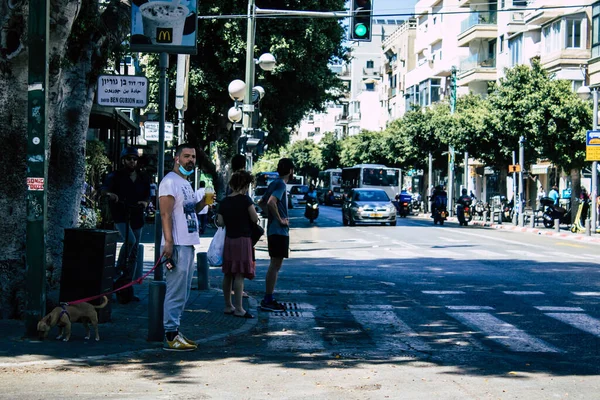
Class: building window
366,60,374,69
566,18,582,48
572,80,583,92
543,20,561,54
499,35,504,53
594,2,600,58
509,34,522,66
513,0,527,6
365,82,375,91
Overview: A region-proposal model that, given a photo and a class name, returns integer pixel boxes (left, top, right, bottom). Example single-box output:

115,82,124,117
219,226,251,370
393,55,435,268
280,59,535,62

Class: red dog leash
64,253,166,306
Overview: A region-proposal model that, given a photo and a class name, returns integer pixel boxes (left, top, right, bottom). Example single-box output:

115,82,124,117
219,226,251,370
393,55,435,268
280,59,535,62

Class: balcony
387,87,398,99
524,1,563,26
506,11,525,34
458,54,497,86
334,113,349,125
458,11,498,47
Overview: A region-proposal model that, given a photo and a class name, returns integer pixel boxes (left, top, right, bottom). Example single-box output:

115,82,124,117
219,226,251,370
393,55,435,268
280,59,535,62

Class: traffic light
350,0,373,42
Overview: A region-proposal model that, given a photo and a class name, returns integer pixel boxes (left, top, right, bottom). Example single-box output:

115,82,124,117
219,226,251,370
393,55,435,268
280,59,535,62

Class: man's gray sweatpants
163,245,196,333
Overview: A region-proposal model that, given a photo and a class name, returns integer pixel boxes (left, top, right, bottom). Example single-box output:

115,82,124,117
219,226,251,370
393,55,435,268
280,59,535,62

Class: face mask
179,165,194,176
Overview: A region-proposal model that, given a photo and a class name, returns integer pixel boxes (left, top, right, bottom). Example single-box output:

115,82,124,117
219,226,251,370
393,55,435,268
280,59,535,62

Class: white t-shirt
195,188,208,215
159,172,200,246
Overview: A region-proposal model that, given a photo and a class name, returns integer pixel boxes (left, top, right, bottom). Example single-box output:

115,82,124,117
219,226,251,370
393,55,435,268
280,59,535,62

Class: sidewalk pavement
0,236,258,366
414,212,600,244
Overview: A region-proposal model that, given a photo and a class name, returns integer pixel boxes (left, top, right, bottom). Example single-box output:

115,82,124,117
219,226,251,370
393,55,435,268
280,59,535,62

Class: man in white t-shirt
159,143,207,352
195,181,208,234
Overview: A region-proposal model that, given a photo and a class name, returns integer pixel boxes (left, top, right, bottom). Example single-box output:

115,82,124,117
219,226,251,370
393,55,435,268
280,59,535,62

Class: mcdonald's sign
130,0,198,55
156,28,173,43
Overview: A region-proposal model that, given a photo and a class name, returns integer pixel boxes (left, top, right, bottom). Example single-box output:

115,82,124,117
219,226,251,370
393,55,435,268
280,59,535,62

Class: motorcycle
474,200,488,219
304,198,319,223
540,197,570,228
394,193,412,218
411,193,422,212
431,195,448,225
456,199,473,226
502,198,514,222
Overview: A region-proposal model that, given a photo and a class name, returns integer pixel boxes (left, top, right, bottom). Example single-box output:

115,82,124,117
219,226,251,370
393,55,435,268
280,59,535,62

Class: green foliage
287,139,322,180
319,132,342,170
150,0,347,166
84,141,110,197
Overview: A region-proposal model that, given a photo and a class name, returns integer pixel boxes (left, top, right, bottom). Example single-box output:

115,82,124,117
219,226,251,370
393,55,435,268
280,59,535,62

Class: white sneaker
163,334,197,351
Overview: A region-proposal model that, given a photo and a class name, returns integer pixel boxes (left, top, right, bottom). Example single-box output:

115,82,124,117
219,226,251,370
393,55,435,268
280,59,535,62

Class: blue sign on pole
586,130,600,161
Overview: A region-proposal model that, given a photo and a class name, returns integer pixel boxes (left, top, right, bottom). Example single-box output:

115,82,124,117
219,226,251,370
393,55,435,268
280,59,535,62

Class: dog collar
59,305,70,321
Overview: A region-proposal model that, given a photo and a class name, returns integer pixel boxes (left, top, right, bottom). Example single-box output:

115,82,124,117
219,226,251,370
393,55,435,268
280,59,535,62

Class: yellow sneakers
179,333,197,347
163,334,197,351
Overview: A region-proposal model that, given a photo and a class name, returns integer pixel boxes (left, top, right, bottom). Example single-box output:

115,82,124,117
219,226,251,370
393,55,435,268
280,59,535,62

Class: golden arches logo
157,28,172,43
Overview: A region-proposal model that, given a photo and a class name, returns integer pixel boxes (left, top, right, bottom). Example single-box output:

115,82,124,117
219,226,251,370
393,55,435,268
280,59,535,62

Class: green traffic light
354,23,367,37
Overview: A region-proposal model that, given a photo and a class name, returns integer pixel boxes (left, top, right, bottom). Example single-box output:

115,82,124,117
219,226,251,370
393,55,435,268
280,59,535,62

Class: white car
289,185,309,207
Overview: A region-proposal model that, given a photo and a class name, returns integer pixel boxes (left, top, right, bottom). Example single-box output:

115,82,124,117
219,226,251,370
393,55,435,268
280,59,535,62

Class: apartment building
380,19,417,126
292,20,406,143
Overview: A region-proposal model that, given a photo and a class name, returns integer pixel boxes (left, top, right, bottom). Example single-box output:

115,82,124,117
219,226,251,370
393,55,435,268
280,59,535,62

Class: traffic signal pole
448,66,457,217
25,0,49,337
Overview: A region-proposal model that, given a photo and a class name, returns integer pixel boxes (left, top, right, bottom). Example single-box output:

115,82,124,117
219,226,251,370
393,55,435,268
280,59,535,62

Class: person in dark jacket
102,147,151,301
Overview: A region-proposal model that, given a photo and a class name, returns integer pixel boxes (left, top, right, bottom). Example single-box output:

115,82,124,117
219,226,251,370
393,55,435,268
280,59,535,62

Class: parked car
342,188,397,226
253,186,268,212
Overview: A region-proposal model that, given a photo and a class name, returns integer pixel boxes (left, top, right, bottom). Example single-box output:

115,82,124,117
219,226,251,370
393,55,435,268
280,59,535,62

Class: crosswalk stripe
503,291,545,295
467,249,505,258
348,304,393,310
266,309,325,353
422,291,465,295
535,306,584,312
546,251,590,261
351,310,432,352
426,249,462,258
448,312,560,353
545,313,600,337
340,290,386,295
573,292,600,297
446,306,494,311
506,249,546,259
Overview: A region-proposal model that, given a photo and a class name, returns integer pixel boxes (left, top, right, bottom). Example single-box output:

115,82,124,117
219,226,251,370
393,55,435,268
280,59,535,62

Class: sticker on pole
144,121,174,141
97,75,148,108
586,130,600,161
27,177,44,191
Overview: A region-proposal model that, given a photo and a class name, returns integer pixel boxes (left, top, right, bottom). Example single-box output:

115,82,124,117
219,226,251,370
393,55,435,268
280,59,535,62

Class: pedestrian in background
549,185,559,205
195,181,208,235
159,143,207,351
258,158,294,312
217,170,258,319
102,146,150,303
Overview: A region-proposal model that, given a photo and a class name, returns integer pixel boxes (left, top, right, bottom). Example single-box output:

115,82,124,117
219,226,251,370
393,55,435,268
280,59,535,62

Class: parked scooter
411,193,422,212
304,198,319,223
540,197,570,228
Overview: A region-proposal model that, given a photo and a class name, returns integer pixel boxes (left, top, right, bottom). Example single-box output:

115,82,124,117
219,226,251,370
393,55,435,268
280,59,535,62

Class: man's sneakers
163,334,197,351
178,332,197,347
260,299,286,312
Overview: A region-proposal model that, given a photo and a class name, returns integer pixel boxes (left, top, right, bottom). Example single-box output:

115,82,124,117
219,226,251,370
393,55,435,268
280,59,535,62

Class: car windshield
353,190,389,202
290,185,308,195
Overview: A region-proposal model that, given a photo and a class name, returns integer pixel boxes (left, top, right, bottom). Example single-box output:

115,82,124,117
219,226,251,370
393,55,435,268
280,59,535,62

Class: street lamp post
577,85,598,233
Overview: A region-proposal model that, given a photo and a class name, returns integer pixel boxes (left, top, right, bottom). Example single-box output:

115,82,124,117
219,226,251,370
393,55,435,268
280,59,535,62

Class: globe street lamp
577,84,598,233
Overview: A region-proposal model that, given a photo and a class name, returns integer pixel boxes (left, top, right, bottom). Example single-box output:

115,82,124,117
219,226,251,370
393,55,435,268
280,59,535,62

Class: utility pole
464,152,469,191
448,66,457,216
592,89,598,232
148,52,169,342
512,150,517,224
427,152,433,213
242,0,257,170
518,136,525,227
25,0,50,337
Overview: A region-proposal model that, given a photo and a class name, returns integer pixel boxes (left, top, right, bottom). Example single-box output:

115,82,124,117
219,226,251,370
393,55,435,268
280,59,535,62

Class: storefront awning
530,164,551,175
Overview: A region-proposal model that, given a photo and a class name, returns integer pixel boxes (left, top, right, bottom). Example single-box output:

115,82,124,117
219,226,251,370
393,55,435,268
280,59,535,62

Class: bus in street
341,164,402,200
317,168,343,205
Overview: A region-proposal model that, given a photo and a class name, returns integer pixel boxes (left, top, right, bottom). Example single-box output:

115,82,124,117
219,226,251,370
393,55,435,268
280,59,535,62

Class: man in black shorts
258,158,294,311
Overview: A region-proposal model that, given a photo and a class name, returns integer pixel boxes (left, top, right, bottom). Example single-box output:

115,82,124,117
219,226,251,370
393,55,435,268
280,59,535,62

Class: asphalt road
2,205,600,399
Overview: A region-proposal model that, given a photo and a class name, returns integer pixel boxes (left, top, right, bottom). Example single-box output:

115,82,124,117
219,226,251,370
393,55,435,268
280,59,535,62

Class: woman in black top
217,171,259,319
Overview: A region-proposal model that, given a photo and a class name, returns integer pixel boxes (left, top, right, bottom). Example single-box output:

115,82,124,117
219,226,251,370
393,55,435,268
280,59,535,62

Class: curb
413,213,600,244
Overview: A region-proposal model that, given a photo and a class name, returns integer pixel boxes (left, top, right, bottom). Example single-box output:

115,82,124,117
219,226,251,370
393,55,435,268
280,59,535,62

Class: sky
373,0,419,18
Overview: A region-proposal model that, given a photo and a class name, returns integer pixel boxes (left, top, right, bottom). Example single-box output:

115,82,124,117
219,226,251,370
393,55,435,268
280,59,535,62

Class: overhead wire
197,3,591,20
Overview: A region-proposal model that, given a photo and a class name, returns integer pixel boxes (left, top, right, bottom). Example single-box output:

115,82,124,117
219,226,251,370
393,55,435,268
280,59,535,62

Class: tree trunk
0,2,29,318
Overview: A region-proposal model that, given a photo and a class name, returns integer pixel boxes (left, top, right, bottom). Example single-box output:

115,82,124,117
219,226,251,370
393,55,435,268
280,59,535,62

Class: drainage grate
269,302,308,318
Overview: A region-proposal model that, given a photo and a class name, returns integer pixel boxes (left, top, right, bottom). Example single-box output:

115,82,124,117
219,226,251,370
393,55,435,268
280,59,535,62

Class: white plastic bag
207,227,226,266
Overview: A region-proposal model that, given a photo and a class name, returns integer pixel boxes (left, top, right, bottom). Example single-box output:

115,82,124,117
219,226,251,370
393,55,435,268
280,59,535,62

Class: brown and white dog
37,296,108,342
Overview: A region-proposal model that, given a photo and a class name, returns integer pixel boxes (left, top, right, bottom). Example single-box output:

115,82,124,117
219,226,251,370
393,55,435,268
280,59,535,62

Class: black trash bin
59,228,119,323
